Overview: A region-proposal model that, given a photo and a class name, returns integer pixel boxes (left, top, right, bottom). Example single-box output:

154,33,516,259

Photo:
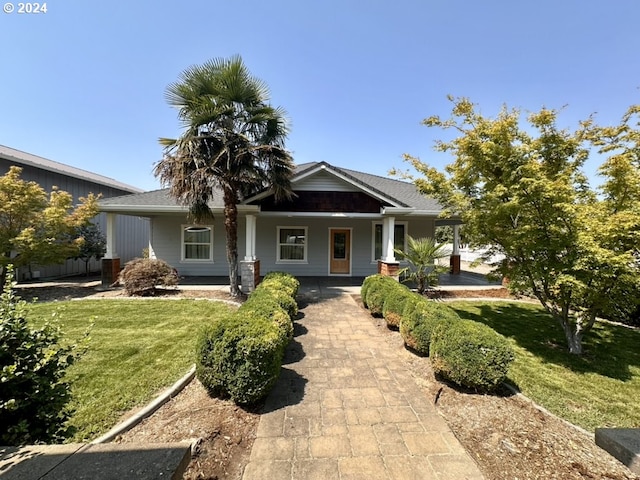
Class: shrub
239,298,293,340
382,285,414,328
196,314,289,405
0,266,79,445
399,297,460,355
430,319,514,392
197,273,298,405
246,286,298,318
261,271,300,298
363,275,399,316
118,258,179,296
361,274,384,307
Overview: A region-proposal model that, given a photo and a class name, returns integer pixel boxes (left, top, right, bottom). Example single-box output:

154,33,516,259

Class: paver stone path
242,292,484,480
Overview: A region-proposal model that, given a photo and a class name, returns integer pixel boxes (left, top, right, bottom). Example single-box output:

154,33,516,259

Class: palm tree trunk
223,188,240,297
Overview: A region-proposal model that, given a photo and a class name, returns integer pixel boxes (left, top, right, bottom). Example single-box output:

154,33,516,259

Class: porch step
0,441,192,479
595,428,640,474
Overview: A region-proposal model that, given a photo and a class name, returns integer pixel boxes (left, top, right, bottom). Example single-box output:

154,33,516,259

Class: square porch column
101,213,120,287
241,214,260,293
378,216,400,280
450,223,461,274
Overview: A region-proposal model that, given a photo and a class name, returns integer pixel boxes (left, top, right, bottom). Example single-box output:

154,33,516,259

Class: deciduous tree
0,166,99,285
402,97,640,354
73,224,107,276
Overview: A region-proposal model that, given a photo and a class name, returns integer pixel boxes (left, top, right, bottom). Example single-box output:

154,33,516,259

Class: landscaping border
91,365,196,444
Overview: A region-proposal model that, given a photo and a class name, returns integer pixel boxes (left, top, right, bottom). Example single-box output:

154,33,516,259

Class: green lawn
448,301,640,432
28,299,233,442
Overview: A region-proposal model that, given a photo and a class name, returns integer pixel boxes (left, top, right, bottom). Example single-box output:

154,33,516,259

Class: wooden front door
330,229,351,275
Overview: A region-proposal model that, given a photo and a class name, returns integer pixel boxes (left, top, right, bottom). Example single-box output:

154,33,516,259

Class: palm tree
154,56,294,297
395,236,451,294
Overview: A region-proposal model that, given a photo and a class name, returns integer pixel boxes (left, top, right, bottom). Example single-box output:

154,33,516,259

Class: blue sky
1,0,639,191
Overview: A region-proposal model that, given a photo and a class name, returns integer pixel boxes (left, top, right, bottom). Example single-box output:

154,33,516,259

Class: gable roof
99,161,442,214
0,145,143,193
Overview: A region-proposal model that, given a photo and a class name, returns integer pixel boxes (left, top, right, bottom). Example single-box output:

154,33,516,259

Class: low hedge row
196,272,299,405
361,274,514,392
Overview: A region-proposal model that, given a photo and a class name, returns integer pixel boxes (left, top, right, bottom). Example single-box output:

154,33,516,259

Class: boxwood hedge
399,296,460,355
196,272,298,405
430,319,514,392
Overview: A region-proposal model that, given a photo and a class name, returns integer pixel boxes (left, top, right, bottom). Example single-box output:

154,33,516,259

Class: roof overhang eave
434,217,464,226
98,204,261,215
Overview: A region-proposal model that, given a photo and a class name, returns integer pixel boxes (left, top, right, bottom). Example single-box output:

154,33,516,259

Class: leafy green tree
154,56,295,297
584,105,640,326
434,225,453,244
402,97,640,354
0,266,79,445
73,224,107,275
395,236,450,293
0,166,99,286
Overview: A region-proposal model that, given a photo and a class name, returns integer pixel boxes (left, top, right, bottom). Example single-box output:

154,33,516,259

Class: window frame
181,224,214,262
371,221,408,262
276,226,308,263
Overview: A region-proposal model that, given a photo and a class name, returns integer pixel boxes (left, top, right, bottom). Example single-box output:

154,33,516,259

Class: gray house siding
147,214,435,277
0,154,149,280
149,215,233,276
252,216,434,277
98,161,446,280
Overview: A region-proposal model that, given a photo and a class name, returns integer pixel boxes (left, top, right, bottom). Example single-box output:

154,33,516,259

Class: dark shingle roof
99,161,442,213
0,145,143,193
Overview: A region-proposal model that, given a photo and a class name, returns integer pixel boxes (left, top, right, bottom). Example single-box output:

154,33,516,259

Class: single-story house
0,145,149,280
98,161,462,290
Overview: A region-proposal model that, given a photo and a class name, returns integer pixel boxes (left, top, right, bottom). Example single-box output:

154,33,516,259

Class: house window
182,225,213,261
373,222,407,261
277,227,307,262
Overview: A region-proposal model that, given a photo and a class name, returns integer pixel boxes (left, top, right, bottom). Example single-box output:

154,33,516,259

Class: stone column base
377,260,400,280
241,260,260,293
450,255,461,275
101,258,121,287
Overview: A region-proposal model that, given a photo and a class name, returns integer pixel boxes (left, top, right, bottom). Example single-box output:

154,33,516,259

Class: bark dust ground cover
15,280,640,480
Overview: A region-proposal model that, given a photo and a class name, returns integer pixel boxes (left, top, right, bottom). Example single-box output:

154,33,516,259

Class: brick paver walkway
242,291,484,480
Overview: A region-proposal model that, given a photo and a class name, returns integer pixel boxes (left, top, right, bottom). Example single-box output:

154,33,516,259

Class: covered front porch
176,267,502,293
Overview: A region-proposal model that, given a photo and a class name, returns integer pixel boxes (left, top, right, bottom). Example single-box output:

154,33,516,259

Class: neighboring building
98,161,461,290
0,145,149,280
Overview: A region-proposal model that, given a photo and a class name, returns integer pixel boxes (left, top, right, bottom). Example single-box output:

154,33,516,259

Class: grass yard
28,299,234,442
448,301,640,432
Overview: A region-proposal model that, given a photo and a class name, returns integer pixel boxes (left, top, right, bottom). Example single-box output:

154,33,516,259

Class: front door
330,229,351,275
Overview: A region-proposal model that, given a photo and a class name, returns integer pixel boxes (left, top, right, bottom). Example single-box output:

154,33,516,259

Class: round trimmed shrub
363,275,400,316
430,319,514,392
261,271,300,298
361,274,384,307
196,314,289,405
239,300,293,340
246,287,298,318
382,286,414,328
400,298,460,355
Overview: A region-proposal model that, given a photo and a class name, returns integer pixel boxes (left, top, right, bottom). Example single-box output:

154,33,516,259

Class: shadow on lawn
450,302,640,382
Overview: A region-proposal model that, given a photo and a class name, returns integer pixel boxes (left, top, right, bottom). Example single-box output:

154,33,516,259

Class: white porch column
453,224,460,255
450,223,461,274
102,213,120,287
244,214,256,261
241,214,259,293
382,216,396,262
105,213,118,259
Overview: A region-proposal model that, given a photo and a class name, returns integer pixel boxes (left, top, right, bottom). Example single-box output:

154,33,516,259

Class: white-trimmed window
277,226,307,262
372,222,407,261
181,225,213,261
